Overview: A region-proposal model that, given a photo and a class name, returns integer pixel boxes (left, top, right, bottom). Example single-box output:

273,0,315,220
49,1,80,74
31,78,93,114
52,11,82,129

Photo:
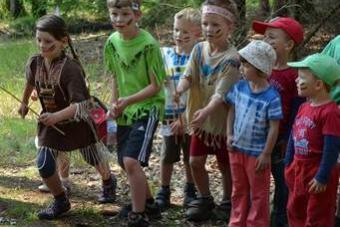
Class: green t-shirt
104,29,166,125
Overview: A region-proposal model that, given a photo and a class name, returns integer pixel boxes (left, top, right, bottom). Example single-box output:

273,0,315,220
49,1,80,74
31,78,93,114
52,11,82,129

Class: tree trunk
31,0,47,18
273,0,288,16
9,0,24,18
260,0,270,19
234,0,246,22
233,0,247,46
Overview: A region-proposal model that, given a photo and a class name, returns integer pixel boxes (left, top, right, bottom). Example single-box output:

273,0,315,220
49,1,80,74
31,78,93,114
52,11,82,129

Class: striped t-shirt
161,47,190,117
225,80,283,157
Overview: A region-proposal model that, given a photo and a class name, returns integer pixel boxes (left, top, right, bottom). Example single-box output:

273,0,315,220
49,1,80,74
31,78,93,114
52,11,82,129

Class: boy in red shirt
252,17,304,227
285,53,340,227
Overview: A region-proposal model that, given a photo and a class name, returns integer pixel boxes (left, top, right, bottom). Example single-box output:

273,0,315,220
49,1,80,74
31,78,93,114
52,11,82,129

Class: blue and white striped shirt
225,80,283,157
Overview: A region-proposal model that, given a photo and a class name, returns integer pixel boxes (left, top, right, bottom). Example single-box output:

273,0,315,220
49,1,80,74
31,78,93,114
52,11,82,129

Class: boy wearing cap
225,40,283,227
284,54,340,227
252,17,305,227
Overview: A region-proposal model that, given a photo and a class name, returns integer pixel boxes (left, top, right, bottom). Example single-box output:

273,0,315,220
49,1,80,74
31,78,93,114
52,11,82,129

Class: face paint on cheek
214,29,223,38
297,79,307,91
47,44,56,52
126,18,133,26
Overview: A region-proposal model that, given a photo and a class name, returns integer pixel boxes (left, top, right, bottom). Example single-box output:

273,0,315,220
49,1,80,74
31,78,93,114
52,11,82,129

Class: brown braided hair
36,14,79,62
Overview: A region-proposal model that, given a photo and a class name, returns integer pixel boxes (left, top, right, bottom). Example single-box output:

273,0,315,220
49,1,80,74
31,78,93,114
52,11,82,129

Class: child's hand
116,97,129,115
191,108,208,130
226,136,234,151
308,178,327,193
30,89,38,101
39,112,59,126
255,152,271,173
18,104,29,119
173,92,181,105
107,103,119,119
170,119,184,135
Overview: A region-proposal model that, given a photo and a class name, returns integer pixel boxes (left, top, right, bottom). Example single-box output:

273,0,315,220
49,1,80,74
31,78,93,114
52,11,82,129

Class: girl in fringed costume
18,14,116,220
176,0,241,221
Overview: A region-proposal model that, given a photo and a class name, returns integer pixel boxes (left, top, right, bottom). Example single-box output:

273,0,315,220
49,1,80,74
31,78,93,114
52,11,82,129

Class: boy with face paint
284,54,340,227
155,8,201,210
176,0,240,221
252,17,305,227
104,0,166,226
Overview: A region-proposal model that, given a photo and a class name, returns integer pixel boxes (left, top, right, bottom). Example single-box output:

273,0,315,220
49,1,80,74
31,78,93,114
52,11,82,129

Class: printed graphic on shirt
293,116,316,156
161,47,190,116
292,102,340,157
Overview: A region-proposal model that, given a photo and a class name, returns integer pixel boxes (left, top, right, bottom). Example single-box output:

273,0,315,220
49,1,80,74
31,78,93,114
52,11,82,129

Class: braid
36,14,89,87
67,35,79,61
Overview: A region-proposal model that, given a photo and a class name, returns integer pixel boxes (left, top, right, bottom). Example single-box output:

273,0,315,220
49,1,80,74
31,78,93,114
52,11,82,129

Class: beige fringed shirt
183,41,240,148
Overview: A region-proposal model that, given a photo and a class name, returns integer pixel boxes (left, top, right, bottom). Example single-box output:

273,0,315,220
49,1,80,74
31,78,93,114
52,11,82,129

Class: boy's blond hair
174,8,201,27
107,0,141,10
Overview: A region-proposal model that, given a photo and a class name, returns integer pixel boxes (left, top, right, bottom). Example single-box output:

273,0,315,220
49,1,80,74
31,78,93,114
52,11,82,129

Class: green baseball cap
287,53,340,86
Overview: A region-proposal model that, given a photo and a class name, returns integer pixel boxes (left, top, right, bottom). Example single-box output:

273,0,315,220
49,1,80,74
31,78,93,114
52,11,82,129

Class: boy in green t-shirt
104,0,166,226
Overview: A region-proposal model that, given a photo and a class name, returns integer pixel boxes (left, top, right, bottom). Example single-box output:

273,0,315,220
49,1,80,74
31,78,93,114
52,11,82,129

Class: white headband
202,5,234,23
131,2,140,10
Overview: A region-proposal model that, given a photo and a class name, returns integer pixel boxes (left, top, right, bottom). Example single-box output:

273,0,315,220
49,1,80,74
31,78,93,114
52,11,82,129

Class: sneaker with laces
155,187,170,211
119,200,161,220
183,183,197,208
127,211,149,227
38,181,71,195
37,198,71,220
213,199,231,221
38,183,50,193
98,175,117,204
185,196,215,222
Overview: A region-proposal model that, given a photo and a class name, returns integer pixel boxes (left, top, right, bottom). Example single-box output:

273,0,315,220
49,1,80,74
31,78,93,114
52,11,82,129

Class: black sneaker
213,199,231,221
38,198,71,220
127,211,149,227
185,196,215,222
98,175,117,204
155,187,170,211
119,200,161,220
183,183,197,208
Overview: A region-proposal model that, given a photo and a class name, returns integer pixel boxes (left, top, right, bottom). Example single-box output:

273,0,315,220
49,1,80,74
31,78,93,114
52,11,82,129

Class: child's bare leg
57,152,70,179
217,161,232,201
124,157,147,212
43,172,64,196
190,155,210,196
184,161,194,183
160,163,174,186
94,162,111,180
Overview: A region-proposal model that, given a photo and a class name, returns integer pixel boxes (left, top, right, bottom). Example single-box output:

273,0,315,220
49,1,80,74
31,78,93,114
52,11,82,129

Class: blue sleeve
224,83,236,105
315,135,340,184
268,96,283,120
284,133,295,166
282,97,305,140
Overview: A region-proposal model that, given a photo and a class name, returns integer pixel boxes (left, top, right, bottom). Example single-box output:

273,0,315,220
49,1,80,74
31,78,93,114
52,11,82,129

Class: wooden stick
0,85,66,136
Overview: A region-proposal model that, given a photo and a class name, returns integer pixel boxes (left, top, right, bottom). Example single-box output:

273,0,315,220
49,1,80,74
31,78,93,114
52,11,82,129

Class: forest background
0,0,339,226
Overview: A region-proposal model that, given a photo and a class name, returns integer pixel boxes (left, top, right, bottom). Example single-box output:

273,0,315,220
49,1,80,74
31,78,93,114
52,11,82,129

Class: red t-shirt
269,68,299,138
292,102,340,158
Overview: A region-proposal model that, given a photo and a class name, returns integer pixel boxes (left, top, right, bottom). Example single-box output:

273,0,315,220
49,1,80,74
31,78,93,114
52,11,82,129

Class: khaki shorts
161,134,191,164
